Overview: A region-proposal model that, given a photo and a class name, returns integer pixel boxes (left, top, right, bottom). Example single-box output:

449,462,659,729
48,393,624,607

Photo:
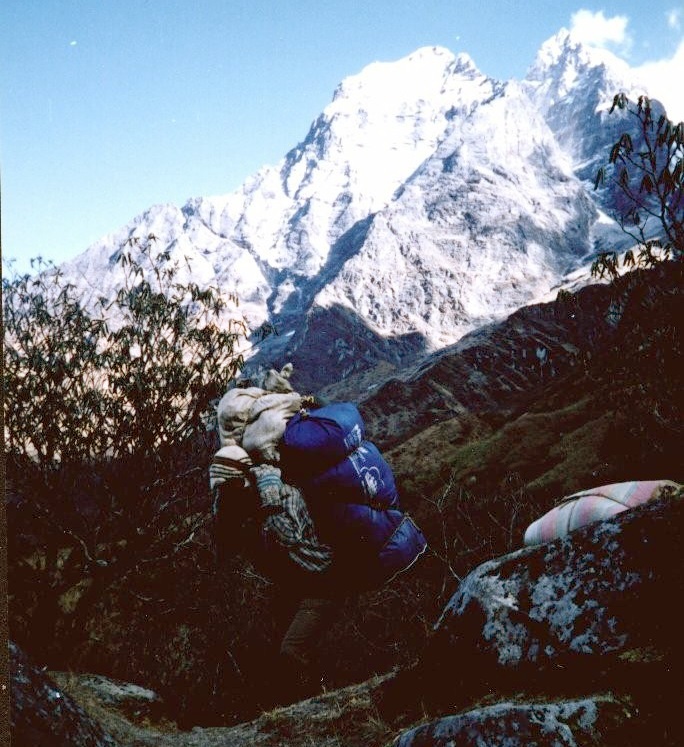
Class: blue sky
1,1,683,274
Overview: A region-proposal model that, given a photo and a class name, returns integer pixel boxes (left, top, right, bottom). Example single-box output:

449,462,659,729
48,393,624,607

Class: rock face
9,642,120,747
394,697,628,747
380,491,683,742
432,495,682,667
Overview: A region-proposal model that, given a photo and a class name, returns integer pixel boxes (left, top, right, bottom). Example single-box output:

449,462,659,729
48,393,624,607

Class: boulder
431,493,683,669
379,492,684,724
9,641,119,747
393,696,630,747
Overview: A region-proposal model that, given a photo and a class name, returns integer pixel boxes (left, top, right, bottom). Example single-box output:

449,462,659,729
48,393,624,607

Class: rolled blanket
523,479,681,546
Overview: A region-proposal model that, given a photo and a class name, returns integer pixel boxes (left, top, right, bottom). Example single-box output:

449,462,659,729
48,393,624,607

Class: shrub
593,93,683,279
3,239,246,472
4,239,247,675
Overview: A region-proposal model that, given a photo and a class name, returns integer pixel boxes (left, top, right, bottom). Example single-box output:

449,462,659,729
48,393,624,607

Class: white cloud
667,8,682,31
567,8,683,122
634,39,684,123
569,9,631,50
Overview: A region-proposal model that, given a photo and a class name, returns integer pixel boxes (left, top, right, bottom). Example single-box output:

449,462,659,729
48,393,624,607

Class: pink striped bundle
523,480,681,546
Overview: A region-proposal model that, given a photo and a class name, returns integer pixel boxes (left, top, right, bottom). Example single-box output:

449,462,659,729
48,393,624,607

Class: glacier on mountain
58,29,664,388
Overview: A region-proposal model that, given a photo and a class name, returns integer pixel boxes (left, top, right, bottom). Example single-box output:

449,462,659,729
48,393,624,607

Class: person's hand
250,464,283,512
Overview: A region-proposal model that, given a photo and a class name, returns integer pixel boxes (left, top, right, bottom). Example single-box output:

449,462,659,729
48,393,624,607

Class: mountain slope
312,79,596,348
57,29,667,391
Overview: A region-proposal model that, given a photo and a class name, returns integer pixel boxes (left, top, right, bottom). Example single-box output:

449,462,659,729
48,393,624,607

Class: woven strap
211,455,252,475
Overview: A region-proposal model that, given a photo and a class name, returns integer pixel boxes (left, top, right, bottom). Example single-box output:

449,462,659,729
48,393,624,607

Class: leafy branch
593,94,683,280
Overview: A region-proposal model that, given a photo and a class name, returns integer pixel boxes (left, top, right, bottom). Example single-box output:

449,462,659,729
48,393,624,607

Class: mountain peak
406,44,454,60
522,27,641,137
330,45,487,108
526,28,632,91
52,31,653,391
452,51,480,74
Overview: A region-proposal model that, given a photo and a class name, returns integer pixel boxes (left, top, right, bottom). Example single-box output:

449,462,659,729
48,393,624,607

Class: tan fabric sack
216,387,264,446
242,392,303,462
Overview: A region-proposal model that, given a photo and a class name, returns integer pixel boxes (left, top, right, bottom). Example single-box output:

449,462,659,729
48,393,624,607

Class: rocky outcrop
379,491,683,744
431,494,682,669
9,641,120,747
394,696,631,747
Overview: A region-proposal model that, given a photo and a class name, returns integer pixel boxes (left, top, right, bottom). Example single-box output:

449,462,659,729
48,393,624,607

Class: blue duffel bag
282,402,365,475
377,513,428,583
323,503,428,585
306,441,399,509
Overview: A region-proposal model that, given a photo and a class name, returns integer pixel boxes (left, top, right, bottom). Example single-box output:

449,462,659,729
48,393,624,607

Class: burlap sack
215,366,303,461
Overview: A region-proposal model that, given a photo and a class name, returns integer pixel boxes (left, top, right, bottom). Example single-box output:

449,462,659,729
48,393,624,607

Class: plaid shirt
251,465,332,575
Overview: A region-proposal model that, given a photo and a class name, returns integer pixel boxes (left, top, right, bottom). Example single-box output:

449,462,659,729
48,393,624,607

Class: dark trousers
270,582,342,703
280,596,337,667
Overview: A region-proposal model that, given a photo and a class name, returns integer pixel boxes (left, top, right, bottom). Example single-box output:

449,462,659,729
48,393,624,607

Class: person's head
212,477,260,566
214,477,258,526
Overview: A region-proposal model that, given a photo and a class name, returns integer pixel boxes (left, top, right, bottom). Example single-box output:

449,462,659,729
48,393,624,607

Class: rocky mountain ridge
54,28,669,392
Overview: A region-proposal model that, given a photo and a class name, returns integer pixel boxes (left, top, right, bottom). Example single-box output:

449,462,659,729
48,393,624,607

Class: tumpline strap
211,455,252,475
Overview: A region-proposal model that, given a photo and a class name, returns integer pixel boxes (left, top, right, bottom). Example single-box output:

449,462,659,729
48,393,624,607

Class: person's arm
250,465,332,572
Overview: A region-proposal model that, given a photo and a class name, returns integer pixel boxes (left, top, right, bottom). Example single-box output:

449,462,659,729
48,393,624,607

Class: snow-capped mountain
524,30,659,184
60,29,668,391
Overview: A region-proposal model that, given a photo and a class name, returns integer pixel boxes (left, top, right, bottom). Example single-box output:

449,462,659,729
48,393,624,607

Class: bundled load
523,479,681,546
216,363,303,463
210,364,303,527
281,402,428,585
209,366,427,588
